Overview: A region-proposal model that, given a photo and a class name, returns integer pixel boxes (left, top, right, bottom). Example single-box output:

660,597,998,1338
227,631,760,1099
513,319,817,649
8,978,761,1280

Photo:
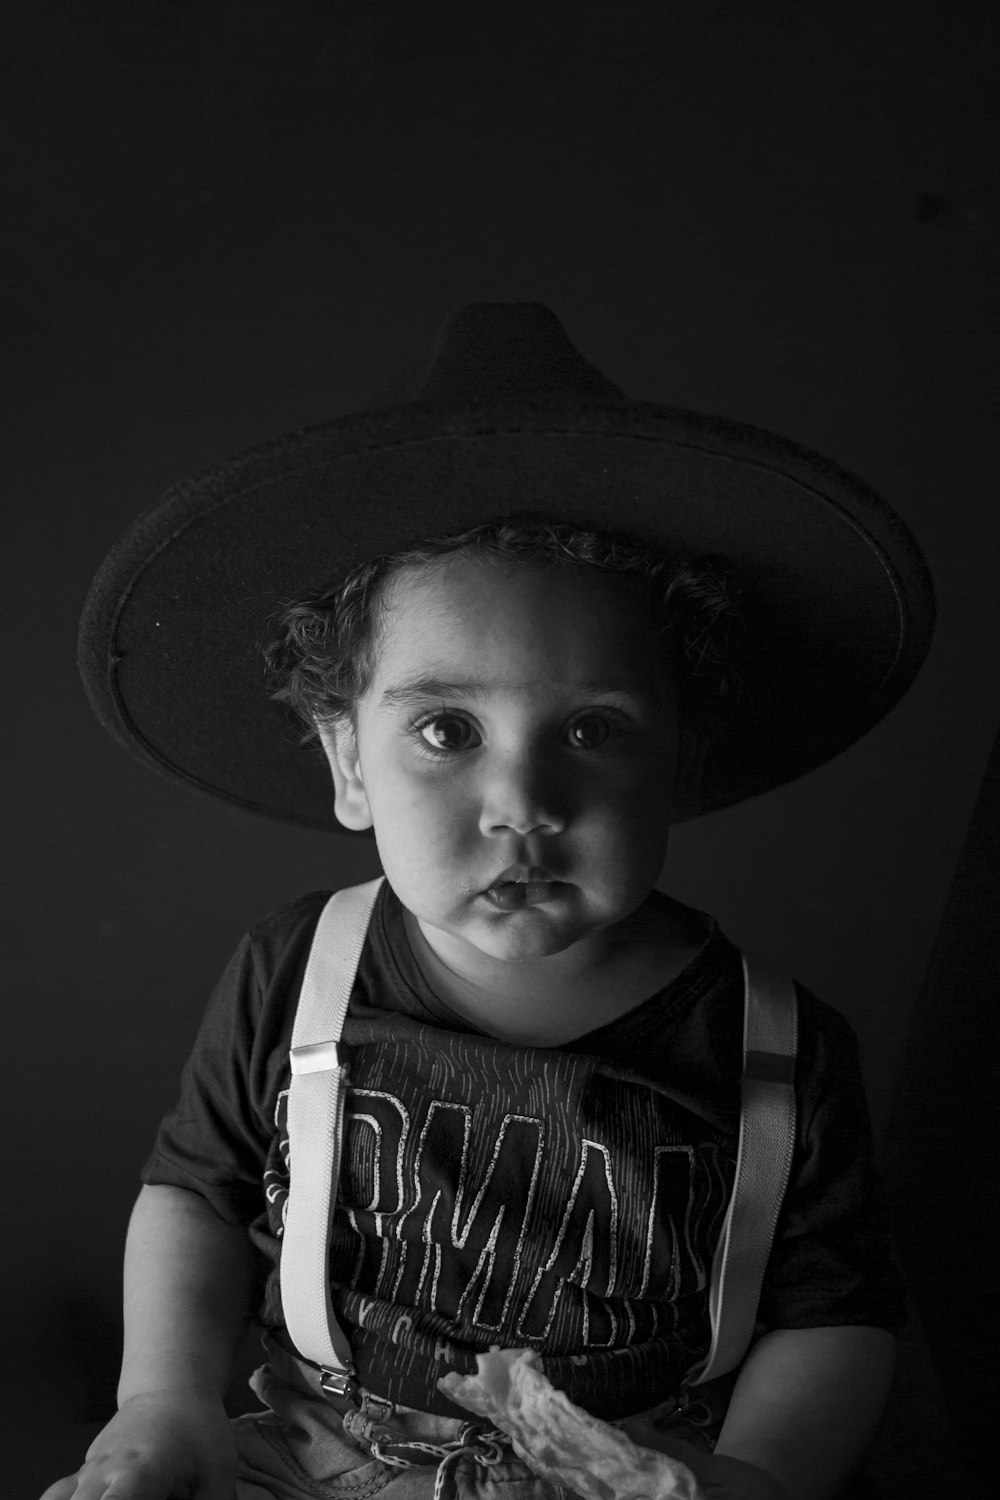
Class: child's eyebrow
378,676,489,708
377,675,657,708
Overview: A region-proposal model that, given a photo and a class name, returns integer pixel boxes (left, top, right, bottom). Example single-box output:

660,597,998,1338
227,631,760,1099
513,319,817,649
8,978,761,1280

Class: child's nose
478,748,567,837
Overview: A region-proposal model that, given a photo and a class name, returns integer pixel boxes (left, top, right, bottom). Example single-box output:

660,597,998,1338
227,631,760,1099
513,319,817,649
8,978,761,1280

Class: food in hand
439,1348,701,1500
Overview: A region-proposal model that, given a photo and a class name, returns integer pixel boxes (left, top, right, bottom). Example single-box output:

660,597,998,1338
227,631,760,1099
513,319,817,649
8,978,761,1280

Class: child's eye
566,714,616,749
416,714,480,752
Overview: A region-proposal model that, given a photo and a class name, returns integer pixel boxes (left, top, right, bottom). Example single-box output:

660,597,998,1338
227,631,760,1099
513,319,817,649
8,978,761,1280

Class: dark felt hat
78,302,935,831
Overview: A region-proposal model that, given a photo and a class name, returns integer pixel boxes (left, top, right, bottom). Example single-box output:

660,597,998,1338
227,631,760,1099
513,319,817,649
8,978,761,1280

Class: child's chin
471,911,587,962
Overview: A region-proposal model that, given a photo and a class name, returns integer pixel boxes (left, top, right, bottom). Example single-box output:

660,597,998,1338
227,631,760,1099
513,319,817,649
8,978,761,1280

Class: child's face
321,554,682,966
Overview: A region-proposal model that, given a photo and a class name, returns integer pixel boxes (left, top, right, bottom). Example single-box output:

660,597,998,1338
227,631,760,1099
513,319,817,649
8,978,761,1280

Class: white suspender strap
280,877,384,1396
685,953,798,1386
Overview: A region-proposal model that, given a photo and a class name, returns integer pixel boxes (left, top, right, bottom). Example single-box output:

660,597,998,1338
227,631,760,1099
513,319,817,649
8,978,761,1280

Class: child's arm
41,1182,257,1500
628,1324,895,1500
710,1324,895,1498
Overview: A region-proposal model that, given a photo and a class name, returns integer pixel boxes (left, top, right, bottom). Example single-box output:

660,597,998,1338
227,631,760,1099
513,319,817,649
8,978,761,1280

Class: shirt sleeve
756,990,908,1332
140,895,325,1225
140,933,271,1223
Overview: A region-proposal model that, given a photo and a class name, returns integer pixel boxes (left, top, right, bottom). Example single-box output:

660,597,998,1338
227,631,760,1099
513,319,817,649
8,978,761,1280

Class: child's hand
620,1417,791,1500
38,1387,237,1500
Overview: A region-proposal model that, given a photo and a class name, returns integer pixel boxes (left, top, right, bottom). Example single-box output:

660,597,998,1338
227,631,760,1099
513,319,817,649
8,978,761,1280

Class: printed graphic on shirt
266,1026,734,1364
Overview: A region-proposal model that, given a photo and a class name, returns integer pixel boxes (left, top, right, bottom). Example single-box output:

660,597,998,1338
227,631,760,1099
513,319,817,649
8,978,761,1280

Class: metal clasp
673,1383,714,1429
320,1364,357,1401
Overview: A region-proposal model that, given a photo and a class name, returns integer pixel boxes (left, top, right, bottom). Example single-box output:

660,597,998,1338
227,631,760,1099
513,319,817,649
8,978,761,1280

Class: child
50,304,933,1500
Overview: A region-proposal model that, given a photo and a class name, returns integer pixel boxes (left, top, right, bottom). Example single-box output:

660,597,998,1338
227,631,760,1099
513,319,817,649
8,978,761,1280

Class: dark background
3,3,998,1495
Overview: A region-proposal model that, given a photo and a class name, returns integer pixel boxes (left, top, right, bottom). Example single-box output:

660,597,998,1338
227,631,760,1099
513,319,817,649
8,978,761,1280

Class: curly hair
263,519,749,765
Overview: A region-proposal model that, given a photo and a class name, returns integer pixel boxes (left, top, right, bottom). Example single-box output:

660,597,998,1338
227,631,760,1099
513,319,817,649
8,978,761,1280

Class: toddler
49,303,935,1500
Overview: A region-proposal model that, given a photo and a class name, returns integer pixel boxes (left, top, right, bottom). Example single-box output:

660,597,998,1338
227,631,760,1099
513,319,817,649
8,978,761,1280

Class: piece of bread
439,1348,701,1500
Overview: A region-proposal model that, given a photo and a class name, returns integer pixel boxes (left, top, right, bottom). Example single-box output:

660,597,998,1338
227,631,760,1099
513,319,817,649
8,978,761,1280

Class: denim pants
230,1346,885,1500
232,1344,570,1500
231,1339,727,1500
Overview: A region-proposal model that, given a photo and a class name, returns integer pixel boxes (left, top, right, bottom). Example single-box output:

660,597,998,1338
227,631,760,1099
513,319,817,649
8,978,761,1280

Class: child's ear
317,720,373,831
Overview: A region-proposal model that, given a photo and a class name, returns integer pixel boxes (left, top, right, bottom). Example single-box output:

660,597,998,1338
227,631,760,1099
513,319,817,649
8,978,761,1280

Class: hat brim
78,398,935,831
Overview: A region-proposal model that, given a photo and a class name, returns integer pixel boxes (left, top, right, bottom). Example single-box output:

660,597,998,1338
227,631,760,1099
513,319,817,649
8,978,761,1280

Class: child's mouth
484,881,559,910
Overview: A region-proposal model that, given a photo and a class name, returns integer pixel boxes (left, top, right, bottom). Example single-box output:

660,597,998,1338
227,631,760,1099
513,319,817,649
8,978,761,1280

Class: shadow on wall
883,709,1000,1498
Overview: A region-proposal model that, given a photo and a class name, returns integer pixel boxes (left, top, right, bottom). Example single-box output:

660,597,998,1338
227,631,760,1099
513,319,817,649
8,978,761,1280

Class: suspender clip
320,1364,358,1401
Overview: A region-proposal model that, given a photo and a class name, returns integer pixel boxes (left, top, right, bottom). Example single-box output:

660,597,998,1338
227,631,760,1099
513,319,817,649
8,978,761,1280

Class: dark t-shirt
142,883,906,1419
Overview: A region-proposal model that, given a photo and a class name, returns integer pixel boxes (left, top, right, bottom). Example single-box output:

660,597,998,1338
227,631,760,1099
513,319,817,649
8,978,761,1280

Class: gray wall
4,2,997,1489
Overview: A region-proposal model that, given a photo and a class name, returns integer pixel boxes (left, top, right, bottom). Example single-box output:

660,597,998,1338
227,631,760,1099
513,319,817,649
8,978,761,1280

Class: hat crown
397,302,626,406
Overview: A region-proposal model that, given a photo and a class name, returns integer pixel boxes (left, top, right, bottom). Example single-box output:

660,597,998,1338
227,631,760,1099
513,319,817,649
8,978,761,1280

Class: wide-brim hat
78,302,935,831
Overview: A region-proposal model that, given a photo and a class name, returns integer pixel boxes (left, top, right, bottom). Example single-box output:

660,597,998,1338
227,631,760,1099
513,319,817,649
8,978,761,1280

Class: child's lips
483,880,561,910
